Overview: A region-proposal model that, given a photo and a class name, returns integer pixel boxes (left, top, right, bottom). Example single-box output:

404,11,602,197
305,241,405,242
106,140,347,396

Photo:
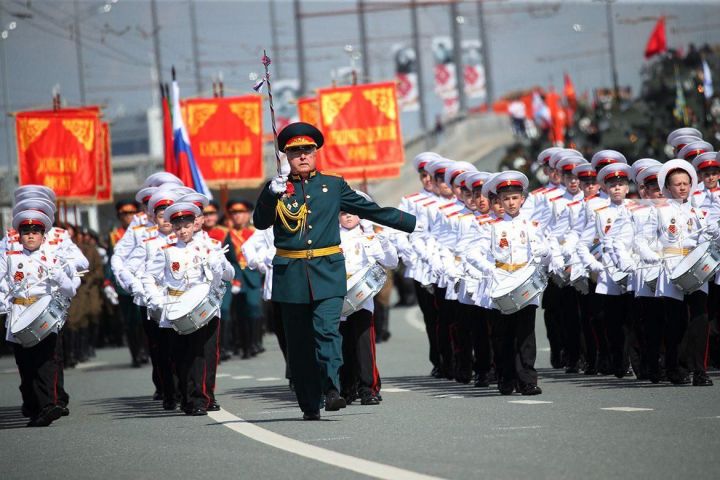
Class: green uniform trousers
280,297,344,413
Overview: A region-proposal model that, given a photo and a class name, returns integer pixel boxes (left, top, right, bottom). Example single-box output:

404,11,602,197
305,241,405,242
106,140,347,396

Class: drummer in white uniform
466,171,549,396
142,202,234,415
634,160,716,386
0,210,78,427
338,196,398,405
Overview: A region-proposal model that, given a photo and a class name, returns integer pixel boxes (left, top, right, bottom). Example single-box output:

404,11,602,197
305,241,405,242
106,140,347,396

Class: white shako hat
487,170,529,195
658,159,698,199
12,210,53,232
598,162,632,188
591,150,627,171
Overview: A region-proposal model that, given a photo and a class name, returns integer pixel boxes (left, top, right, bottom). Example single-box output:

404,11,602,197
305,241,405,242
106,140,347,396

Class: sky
1,0,720,170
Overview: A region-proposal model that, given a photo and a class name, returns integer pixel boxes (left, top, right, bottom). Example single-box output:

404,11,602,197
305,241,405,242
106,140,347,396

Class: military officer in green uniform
253,122,416,420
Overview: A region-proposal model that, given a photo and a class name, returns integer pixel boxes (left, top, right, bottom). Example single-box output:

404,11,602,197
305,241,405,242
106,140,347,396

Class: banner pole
261,50,282,176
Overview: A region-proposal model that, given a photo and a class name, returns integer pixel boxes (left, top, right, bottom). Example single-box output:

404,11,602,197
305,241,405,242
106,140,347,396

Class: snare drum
166,283,224,335
610,270,629,292
11,295,69,348
669,242,720,293
644,265,661,292
569,266,589,295
342,263,387,317
491,264,547,315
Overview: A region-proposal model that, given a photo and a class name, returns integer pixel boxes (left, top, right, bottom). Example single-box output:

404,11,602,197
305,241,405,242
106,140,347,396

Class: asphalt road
1,305,719,480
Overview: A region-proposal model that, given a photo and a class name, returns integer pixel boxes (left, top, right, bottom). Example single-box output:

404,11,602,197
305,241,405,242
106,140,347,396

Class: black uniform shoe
27,405,63,427
21,405,34,418
584,366,598,375
59,406,70,417
430,366,443,378
498,381,515,396
520,384,543,396
474,373,490,388
668,371,691,385
648,373,662,384
692,372,714,386
153,391,163,401
303,411,321,421
190,408,208,416
360,394,380,406
376,393,382,402
565,363,580,374
324,389,347,411
550,350,564,369
220,350,232,362
131,358,142,368
163,401,177,411
207,401,221,411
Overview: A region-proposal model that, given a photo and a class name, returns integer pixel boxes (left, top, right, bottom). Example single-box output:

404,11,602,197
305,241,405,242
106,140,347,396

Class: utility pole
476,0,494,106
293,0,307,95
0,6,13,177
410,0,428,132
72,0,86,105
189,0,203,95
605,0,620,99
150,0,164,85
450,0,467,114
269,0,282,78
357,0,370,82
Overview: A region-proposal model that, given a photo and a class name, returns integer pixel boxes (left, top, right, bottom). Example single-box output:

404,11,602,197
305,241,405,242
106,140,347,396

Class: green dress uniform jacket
253,171,416,303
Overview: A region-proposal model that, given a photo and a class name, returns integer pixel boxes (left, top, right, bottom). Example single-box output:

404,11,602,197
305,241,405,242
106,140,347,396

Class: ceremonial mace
261,50,282,176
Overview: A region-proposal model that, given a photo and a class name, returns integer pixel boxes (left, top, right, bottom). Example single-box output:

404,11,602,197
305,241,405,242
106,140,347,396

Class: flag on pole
673,67,688,125
702,59,714,99
172,79,212,198
161,84,177,176
644,16,667,59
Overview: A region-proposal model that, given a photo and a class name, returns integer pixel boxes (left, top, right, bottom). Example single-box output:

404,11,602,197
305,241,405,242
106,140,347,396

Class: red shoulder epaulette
531,187,548,195
568,200,582,206
439,202,456,210
404,192,423,199
132,225,145,230
54,227,66,233
161,243,176,249
711,187,720,193
549,196,563,202
421,200,436,207
143,236,158,243
586,194,599,200
447,211,461,218
5,250,21,255
693,190,703,195
594,205,609,212
47,240,60,245
146,225,158,231
490,218,503,224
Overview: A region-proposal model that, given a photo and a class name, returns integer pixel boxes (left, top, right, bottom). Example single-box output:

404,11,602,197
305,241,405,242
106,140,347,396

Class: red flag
644,17,667,59
564,72,577,126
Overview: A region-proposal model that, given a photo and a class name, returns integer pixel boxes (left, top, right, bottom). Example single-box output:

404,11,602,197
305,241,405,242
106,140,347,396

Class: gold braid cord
276,200,308,234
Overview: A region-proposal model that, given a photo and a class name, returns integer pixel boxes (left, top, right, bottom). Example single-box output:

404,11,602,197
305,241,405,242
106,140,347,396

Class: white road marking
216,373,231,378
538,347,551,352
382,388,411,393
449,395,464,399
495,425,543,431
210,408,447,480
508,400,553,405
232,375,254,380
1,368,16,374
601,407,654,412
76,361,109,369
404,308,426,332
257,377,282,381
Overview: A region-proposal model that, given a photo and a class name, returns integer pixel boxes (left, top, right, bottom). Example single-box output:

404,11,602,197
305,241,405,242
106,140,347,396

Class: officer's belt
663,247,690,256
275,245,342,260
495,261,527,272
167,288,185,297
12,296,38,306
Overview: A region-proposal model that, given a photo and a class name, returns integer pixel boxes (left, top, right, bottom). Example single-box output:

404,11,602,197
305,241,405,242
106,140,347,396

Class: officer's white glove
104,284,119,305
147,297,163,312
231,279,242,295
50,266,67,285
270,175,288,195
412,222,425,234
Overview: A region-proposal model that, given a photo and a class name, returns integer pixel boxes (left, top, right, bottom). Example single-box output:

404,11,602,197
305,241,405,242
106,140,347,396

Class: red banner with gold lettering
16,109,100,201
317,82,404,178
95,121,113,203
182,95,264,188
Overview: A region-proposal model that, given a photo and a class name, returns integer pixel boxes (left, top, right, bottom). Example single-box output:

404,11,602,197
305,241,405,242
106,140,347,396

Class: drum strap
276,245,342,260
12,296,38,306
495,261,528,272
167,288,185,297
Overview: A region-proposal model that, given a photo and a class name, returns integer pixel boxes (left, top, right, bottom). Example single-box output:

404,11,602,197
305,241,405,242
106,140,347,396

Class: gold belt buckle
306,249,314,259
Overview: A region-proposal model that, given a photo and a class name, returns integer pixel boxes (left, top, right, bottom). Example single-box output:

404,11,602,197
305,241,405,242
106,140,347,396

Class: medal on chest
668,217,677,235
498,230,509,249
604,217,612,234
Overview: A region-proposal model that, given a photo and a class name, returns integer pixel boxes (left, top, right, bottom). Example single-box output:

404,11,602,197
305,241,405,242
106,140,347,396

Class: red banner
182,95,264,188
95,122,113,203
16,109,100,201
317,82,405,176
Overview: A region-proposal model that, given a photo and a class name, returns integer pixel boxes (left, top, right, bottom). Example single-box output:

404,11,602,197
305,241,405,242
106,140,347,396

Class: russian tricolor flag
171,80,212,199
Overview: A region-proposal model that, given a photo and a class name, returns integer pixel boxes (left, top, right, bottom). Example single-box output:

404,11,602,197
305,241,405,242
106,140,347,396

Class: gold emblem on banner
362,87,397,121
229,102,260,135
17,118,51,152
321,91,353,125
61,119,95,151
186,103,218,136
